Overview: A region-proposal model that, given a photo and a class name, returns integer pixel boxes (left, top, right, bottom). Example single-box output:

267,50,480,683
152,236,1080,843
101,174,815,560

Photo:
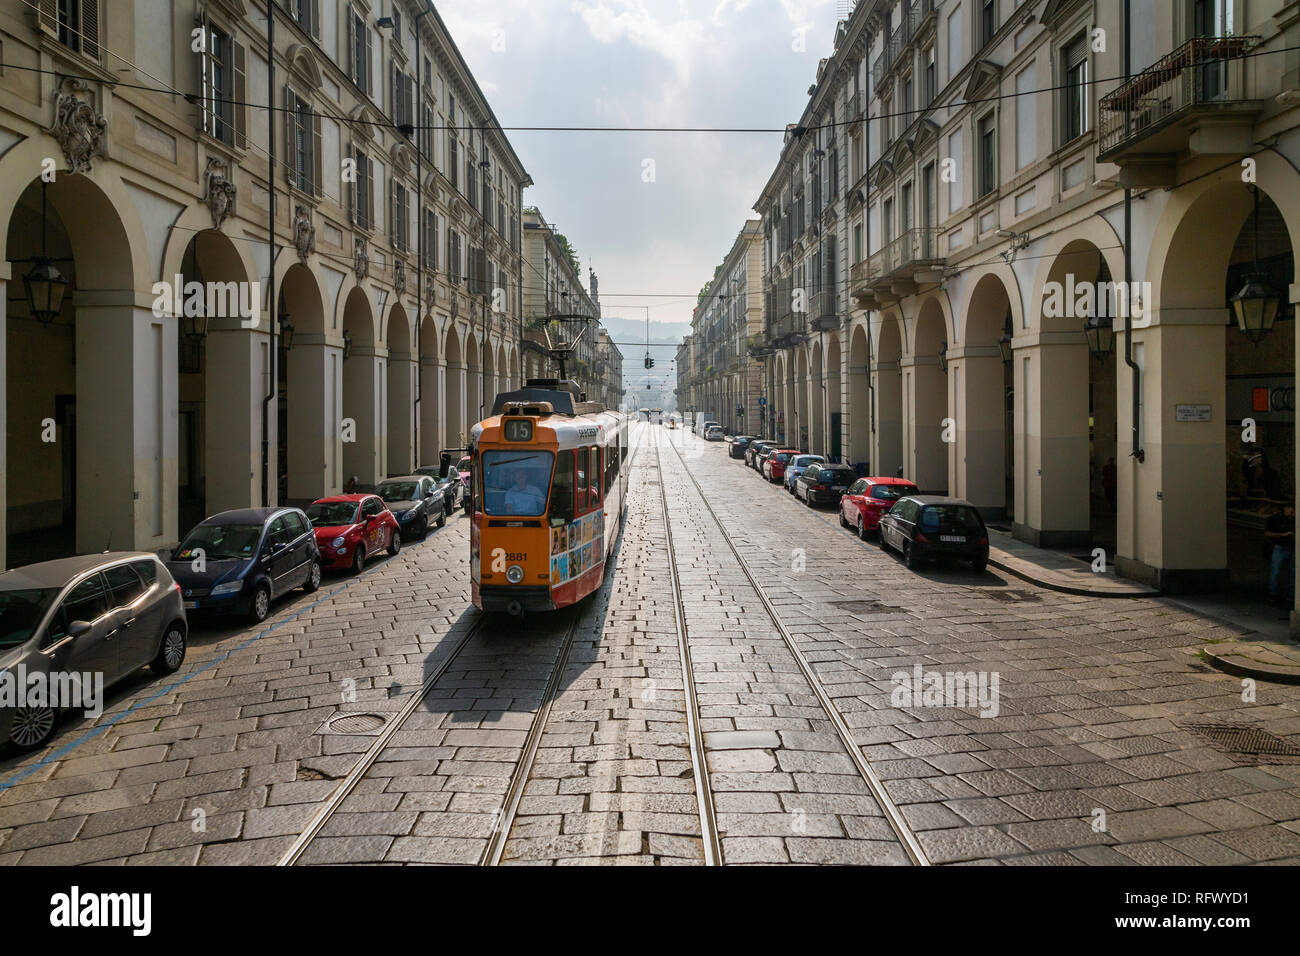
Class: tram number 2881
491,549,527,569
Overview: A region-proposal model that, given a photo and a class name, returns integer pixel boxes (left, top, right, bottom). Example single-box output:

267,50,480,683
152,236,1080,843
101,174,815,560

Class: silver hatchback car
0,553,187,752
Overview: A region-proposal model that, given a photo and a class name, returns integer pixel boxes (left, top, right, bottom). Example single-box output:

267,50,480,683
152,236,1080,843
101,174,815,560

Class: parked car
414,464,462,515
746,440,773,469
751,441,779,472
705,425,725,441
763,449,800,482
306,494,401,575
783,454,826,494
728,436,757,459
839,477,920,538
796,462,857,506
695,419,720,437
377,476,446,540
0,553,188,752
877,496,989,572
167,508,322,623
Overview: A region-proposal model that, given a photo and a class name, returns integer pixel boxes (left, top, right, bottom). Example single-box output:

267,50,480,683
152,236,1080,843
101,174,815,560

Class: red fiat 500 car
839,476,920,538
306,494,401,574
763,449,801,482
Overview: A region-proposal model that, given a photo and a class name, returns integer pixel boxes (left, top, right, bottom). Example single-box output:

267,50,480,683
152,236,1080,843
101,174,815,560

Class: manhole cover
1180,723,1300,760
325,712,387,735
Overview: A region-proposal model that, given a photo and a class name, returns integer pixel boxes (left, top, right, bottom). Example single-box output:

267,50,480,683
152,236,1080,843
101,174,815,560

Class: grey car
414,464,461,515
377,475,447,540
0,553,187,752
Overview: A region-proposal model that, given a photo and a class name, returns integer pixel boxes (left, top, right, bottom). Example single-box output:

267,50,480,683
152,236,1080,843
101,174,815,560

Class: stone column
341,345,382,485
387,351,416,475
286,335,341,502
1018,334,1089,548
205,323,265,514
954,348,1005,511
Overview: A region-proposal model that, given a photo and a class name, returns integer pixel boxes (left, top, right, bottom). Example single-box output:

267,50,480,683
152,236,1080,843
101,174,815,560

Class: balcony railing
869,1,933,90
811,289,838,330
1098,35,1259,159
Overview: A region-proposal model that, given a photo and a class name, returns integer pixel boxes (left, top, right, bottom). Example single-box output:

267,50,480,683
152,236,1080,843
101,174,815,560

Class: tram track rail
649,427,722,865
659,428,931,866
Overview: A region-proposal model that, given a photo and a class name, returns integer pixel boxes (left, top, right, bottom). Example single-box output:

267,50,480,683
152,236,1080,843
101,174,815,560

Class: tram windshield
482,450,554,517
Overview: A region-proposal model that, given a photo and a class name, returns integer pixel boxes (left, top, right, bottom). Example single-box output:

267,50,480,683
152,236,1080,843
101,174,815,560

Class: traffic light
643,355,655,369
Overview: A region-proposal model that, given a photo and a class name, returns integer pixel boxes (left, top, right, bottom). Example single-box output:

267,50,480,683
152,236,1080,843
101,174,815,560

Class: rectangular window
448,133,459,188
978,114,997,198
946,7,964,83
1062,36,1089,142
199,22,244,147
350,146,373,230
42,0,100,58
289,0,319,38
981,0,997,47
348,7,371,94
391,180,408,252
287,89,319,194
853,223,863,263
925,46,937,105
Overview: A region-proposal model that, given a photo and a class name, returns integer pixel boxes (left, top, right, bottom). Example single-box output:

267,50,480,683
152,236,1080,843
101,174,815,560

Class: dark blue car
166,508,322,623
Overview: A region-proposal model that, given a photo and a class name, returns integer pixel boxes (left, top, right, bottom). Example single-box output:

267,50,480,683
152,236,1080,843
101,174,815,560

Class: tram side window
589,446,602,505
605,441,617,492
575,446,591,514
549,451,575,525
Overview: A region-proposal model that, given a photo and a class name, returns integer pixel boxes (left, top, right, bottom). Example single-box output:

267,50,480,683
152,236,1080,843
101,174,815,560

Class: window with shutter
49,0,100,58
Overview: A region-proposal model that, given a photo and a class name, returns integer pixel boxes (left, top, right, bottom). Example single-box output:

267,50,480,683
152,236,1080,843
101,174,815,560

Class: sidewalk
986,528,1300,683
986,529,1159,597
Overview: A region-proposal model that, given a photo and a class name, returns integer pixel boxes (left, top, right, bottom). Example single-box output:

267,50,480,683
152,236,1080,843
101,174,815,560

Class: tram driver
506,469,546,515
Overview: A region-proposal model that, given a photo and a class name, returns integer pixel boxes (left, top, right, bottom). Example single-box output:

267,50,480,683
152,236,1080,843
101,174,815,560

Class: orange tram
468,380,629,615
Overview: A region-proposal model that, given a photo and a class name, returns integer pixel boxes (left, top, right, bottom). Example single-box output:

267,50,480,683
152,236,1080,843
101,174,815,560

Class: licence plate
184,601,198,610
940,535,966,543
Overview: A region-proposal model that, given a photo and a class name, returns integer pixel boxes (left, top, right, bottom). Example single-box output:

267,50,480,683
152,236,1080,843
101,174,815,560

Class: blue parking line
0,531,448,793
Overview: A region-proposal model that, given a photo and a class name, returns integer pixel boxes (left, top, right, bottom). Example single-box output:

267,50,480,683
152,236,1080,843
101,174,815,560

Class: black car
796,463,857,506
377,475,446,540
167,508,322,623
728,435,757,459
414,463,461,515
748,441,776,470
877,496,989,572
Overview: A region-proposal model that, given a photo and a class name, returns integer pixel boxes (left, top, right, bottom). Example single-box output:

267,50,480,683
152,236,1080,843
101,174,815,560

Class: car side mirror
67,620,93,639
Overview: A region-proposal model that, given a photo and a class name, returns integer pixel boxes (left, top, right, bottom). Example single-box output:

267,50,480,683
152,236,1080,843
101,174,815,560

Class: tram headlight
506,564,525,584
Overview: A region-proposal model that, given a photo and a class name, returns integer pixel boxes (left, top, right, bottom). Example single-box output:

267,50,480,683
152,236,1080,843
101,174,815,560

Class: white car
705,425,724,441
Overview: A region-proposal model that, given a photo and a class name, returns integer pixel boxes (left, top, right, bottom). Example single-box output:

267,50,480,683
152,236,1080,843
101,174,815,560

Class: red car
839,477,920,539
763,449,801,482
305,494,401,574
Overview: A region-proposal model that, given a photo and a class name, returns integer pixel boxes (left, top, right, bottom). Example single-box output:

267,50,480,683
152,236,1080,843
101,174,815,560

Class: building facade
0,0,531,569
748,0,1300,627
686,220,764,434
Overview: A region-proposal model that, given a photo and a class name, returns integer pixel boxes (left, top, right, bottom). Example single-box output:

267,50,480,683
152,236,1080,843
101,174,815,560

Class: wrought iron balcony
1098,35,1261,163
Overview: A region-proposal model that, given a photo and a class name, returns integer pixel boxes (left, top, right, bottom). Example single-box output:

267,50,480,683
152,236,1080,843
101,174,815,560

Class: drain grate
325,712,387,735
1180,723,1300,761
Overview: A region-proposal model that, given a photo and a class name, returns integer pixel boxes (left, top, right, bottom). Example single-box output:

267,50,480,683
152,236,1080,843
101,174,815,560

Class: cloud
570,0,707,82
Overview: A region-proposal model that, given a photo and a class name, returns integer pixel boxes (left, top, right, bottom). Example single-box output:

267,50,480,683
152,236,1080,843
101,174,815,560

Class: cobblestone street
2,423,1298,866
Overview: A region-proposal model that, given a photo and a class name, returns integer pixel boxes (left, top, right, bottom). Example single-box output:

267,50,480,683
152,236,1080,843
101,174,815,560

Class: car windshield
920,506,985,533
0,588,61,649
871,484,917,500
794,457,823,468
306,502,359,527
483,450,554,517
414,467,437,477
176,524,263,561
378,482,419,502
773,453,792,463
822,469,855,483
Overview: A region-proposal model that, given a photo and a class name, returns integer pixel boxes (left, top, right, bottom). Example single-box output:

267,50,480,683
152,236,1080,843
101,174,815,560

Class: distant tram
469,380,629,615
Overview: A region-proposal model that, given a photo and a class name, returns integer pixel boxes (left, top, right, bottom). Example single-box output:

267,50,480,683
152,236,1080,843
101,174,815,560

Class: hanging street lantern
998,330,1013,365
21,181,68,325
342,329,353,361
1233,185,1281,345
937,341,949,374
1083,313,1115,361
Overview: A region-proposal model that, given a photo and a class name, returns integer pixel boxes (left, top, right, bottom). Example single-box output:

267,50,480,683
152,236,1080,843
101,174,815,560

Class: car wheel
840,508,849,528
437,511,447,529
971,557,988,574
151,622,187,675
877,526,890,551
387,530,401,556
249,584,271,623
303,559,322,593
418,515,430,539
7,704,58,753
904,540,920,570
352,546,366,575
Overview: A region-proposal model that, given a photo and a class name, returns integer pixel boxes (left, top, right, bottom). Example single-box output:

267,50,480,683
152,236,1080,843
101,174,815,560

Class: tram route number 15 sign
550,509,604,585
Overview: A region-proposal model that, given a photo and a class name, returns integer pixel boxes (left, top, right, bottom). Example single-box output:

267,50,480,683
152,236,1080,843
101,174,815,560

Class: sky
440,0,846,343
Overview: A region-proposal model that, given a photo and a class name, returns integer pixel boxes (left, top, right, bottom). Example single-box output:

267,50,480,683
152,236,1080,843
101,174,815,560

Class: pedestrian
1102,457,1117,513
343,475,359,494
1266,503,1295,606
